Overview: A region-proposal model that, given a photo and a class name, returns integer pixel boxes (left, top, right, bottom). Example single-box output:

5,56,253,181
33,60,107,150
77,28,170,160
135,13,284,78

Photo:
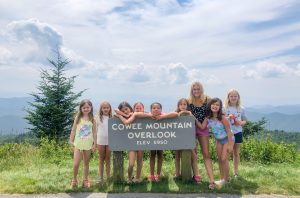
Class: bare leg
233,144,241,176
157,150,163,176
198,136,214,183
98,145,105,179
136,150,143,179
128,150,136,181
150,150,156,176
73,148,81,180
105,145,111,178
82,150,91,180
191,147,199,176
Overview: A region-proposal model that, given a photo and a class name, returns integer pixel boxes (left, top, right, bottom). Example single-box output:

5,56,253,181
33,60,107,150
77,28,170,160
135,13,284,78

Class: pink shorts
195,126,209,137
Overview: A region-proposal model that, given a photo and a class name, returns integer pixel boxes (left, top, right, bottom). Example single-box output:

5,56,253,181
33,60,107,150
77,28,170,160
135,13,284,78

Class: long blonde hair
98,101,112,122
74,99,94,125
224,89,241,112
188,81,207,105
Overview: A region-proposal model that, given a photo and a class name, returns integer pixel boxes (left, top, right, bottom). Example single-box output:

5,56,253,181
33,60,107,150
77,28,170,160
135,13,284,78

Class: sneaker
82,179,91,188
192,175,202,184
70,179,78,189
215,179,227,188
95,176,103,184
234,174,238,179
133,178,142,183
148,175,156,182
208,182,216,190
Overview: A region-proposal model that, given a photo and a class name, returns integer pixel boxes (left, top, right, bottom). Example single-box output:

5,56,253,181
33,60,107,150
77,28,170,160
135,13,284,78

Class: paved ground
0,193,299,198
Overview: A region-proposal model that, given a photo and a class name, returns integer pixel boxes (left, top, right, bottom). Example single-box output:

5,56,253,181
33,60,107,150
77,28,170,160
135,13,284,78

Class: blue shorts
216,136,235,145
234,132,243,144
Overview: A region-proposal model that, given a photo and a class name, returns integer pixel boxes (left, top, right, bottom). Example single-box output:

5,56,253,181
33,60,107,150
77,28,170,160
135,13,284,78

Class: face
179,101,188,111
81,103,92,115
192,84,201,98
121,106,132,115
101,104,111,115
134,104,144,112
210,101,220,113
151,104,162,116
228,92,239,105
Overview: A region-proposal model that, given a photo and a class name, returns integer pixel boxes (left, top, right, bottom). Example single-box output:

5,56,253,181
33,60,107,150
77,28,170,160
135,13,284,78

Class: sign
108,116,195,151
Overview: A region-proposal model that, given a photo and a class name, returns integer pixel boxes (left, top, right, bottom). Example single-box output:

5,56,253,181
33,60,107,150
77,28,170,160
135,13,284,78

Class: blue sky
0,0,300,111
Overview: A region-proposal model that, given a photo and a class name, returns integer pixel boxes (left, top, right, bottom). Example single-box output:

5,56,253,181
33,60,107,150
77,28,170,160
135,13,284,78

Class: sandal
192,175,202,184
155,174,160,181
82,179,91,188
133,178,142,183
208,182,216,190
70,179,78,188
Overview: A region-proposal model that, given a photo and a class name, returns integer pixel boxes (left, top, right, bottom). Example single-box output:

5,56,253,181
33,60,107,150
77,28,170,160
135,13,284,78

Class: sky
0,0,300,111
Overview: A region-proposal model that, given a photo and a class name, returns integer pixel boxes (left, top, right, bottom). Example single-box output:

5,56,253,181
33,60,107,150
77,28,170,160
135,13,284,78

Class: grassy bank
0,142,299,195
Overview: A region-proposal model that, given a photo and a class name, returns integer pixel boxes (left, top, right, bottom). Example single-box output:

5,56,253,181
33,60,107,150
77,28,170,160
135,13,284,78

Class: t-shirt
223,106,247,134
74,118,94,150
96,115,109,145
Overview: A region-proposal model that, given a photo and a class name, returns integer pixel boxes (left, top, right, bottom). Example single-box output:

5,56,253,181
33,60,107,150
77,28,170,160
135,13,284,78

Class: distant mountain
0,97,299,134
246,111,300,132
247,104,300,115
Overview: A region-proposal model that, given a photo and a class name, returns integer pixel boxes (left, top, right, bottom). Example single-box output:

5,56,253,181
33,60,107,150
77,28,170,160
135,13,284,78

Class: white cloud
242,61,294,79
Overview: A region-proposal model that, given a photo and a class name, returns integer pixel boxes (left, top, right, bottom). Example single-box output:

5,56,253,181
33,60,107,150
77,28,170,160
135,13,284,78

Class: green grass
0,152,299,195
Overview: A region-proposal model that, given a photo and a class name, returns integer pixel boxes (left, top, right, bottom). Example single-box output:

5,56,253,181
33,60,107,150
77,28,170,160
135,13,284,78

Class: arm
178,111,192,116
195,117,208,129
69,118,77,146
222,115,234,152
153,112,179,120
92,118,97,151
114,108,132,118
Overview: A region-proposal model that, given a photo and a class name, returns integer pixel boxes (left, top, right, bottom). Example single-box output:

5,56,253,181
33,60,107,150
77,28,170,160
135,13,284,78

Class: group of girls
68,81,247,190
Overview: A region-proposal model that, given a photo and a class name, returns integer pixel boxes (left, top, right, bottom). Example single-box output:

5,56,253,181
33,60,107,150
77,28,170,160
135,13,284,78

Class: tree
243,117,267,138
25,53,84,142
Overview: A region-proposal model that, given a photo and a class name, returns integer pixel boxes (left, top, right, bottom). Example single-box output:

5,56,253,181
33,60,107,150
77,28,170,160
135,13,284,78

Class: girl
224,89,247,178
132,102,145,183
95,101,112,183
188,81,215,189
196,98,234,187
174,98,201,183
69,99,96,188
149,102,178,182
115,101,150,184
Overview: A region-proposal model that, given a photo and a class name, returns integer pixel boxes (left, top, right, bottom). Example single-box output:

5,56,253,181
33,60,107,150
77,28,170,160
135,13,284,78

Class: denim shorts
234,132,243,144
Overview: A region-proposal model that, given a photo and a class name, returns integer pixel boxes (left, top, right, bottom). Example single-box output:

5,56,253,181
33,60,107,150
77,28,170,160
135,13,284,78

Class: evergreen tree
25,53,84,142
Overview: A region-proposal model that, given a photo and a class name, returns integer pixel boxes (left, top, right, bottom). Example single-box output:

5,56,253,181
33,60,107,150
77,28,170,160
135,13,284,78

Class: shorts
216,136,235,145
195,126,209,137
234,132,243,144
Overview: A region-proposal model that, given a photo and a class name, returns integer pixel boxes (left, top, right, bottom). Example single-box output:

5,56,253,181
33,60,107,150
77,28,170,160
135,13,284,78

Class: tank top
207,118,227,140
189,97,208,123
74,118,93,150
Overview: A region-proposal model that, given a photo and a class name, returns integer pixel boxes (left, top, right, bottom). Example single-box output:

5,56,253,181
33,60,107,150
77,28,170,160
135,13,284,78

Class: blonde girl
95,101,112,183
188,81,215,189
69,99,96,188
196,98,234,187
224,89,247,178
175,98,201,183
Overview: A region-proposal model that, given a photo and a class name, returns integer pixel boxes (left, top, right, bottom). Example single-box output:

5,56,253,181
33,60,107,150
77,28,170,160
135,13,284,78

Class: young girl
174,98,201,183
196,98,234,187
224,89,247,178
69,99,96,188
132,102,145,183
95,101,112,183
188,81,215,188
148,102,178,182
115,101,150,184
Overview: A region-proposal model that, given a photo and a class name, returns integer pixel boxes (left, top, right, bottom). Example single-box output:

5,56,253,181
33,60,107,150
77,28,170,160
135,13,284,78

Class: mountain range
0,97,299,134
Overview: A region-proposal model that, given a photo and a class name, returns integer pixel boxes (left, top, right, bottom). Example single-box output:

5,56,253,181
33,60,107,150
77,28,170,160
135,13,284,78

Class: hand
234,119,241,126
227,138,234,153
